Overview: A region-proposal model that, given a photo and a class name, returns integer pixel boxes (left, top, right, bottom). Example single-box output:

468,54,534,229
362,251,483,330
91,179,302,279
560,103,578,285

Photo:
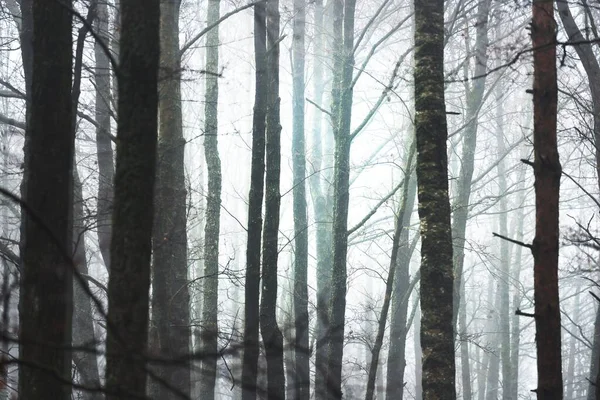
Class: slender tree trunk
241,3,267,399
365,145,415,400
200,0,223,398
494,81,512,400
260,0,285,398
566,290,581,400
486,285,501,400
310,1,335,398
326,0,356,398
104,1,160,398
385,168,417,400
94,0,114,272
531,0,562,396
18,1,73,399
413,304,423,400
291,0,310,398
413,0,456,393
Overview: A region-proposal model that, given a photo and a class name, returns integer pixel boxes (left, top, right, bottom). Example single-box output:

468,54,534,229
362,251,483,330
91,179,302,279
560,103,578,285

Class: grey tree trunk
365,145,416,400
326,0,356,397
200,0,223,398
94,0,114,272
18,1,73,399
104,1,160,397
150,0,191,397
260,0,286,398
385,168,417,400
310,1,335,398
485,285,501,400
413,304,422,400
291,0,310,398
413,0,456,394
242,2,267,399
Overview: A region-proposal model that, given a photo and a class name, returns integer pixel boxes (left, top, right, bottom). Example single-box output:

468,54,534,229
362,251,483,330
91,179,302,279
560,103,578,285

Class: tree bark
18,1,73,399
260,0,285,398
414,0,457,394
104,1,160,398
241,3,267,399
291,0,310,398
200,0,222,398
150,0,191,397
326,0,356,397
531,0,563,396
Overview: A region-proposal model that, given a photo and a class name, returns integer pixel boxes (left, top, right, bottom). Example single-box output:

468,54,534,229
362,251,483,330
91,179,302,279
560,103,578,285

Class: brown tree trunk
104,1,160,398
18,1,73,399
531,0,563,397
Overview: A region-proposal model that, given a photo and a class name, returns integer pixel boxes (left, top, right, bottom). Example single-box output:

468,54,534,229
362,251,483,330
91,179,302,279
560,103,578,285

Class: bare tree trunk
241,3,267,399
531,0,562,396
260,0,285,398
104,1,160,398
200,0,222,399
326,0,356,397
291,0,310,397
365,145,415,400
150,0,191,397
18,1,73,399
94,0,114,272
413,304,422,400
413,0,456,393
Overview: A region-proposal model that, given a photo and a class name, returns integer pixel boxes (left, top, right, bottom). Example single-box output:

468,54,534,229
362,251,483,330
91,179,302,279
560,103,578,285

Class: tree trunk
18,1,73,399
326,0,356,398
200,0,222,398
531,0,563,396
485,284,501,400
291,0,310,398
104,1,160,398
260,0,285,398
94,0,114,272
241,2,267,399
385,167,417,400
151,0,191,397
365,144,415,400
413,0,456,393
310,1,335,398
413,304,423,400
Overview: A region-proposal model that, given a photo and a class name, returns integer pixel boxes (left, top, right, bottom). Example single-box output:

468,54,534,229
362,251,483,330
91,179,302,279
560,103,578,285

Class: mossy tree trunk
413,0,456,395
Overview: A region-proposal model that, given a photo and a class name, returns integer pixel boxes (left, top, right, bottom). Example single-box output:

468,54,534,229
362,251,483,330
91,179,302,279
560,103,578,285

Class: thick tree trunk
200,0,222,398
291,0,310,398
94,0,114,272
241,3,267,399
326,0,356,398
104,1,160,398
260,0,285,398
150,0,191,397
18,1,73,399
531,0,562,397
413,0,456,394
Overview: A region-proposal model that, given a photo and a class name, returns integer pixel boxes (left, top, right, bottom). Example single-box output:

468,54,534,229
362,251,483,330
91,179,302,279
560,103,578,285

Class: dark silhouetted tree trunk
242,3,267,399
531,0,562,396
104,1,160,398
260,0,285,398
150,0,191,397
18,0,73,399
413,0,456,394
201,0,222,397
291,0,310,398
